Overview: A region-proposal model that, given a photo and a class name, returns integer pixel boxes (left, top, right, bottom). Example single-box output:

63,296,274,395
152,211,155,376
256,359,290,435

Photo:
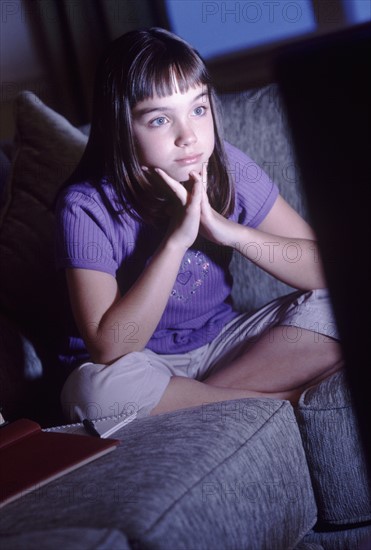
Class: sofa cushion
0,91,87,332
303,525,371,550
294,543,324,550
0,528,130,550
296,371,371,528
0,398,317,550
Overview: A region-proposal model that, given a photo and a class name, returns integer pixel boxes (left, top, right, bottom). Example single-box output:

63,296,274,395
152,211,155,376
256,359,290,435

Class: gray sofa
0,86,370,549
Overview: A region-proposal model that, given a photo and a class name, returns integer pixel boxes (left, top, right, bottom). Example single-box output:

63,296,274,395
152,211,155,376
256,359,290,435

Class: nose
174,121,197,147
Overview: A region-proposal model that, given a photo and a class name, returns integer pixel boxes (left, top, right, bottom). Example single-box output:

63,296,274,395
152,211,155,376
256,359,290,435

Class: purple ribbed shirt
55,141,279,365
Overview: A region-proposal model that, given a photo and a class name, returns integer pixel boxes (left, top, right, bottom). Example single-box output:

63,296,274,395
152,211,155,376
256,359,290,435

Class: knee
60,351,170,422
61,362,108,422
322,339,344,370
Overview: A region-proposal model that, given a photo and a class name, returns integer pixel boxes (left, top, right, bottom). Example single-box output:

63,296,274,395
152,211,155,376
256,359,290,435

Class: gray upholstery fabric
294,543,324,550
303,525,371,550
0,528,130,550
0,91,87,324
219,84,308,312
296,371,371,527
0,399,316,550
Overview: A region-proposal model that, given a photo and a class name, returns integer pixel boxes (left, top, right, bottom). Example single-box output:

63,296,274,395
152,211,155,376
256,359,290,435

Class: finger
201,162,208,189
190,170,208,200
188,177,202,208
154,167,187,205
200,179,211,213
188,170,200,183
192,175,202,196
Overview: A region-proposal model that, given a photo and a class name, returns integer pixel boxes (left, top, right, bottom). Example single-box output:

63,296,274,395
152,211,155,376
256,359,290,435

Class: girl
55,27,342,421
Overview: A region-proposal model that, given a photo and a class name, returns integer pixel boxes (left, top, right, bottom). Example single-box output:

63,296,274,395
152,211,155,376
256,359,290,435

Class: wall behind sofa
2,0,369,141
0,0,157,140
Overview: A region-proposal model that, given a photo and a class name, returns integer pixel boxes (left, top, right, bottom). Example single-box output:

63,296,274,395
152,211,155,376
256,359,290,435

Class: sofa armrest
295,371,371,529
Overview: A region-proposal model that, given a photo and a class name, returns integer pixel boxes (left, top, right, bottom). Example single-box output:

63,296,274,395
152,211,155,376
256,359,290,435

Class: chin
178,165,203,183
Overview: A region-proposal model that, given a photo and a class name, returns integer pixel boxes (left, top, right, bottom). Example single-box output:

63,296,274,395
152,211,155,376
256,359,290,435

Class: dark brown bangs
128,44,210,107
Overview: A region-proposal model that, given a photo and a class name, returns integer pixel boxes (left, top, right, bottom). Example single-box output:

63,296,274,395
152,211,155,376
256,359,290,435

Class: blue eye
150,116,168,127
193,106,207,117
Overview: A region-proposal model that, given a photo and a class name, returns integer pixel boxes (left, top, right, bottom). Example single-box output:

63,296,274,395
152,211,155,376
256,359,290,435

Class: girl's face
132,83,215,184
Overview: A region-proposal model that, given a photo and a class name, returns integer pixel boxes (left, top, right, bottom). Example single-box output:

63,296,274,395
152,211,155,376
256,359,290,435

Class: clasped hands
142,163,232,249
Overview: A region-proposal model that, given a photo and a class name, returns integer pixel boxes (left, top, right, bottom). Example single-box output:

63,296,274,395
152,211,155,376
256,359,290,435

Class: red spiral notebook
0,418,119,508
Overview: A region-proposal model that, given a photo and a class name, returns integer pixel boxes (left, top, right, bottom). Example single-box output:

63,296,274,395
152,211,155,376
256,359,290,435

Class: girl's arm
66,178,203,365
201,191,326,290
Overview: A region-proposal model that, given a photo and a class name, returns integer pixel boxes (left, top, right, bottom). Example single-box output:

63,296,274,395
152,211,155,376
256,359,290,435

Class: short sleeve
224,141,279,227
55,186,118,276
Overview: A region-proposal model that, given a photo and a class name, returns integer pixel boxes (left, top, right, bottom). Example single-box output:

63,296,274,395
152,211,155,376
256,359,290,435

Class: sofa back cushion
219,85,308,311
0,91,87,345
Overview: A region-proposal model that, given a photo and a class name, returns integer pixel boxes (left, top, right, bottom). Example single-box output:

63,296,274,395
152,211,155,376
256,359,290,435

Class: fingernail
141,166,149,171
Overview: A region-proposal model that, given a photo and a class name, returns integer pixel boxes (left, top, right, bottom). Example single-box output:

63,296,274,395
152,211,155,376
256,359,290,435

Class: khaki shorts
61,289,339,421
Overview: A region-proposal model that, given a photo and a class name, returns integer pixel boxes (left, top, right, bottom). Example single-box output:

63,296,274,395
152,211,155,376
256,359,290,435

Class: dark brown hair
68,27,234,224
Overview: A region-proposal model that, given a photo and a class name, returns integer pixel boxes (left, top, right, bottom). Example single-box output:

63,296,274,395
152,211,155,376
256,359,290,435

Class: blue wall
164,0,370,59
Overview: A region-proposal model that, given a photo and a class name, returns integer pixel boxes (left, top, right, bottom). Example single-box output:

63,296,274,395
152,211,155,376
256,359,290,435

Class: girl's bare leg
150,327,343,416
205,326,343,392
150,376,299,416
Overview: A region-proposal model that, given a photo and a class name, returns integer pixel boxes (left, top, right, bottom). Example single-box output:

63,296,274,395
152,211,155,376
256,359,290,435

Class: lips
175,153,203,166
